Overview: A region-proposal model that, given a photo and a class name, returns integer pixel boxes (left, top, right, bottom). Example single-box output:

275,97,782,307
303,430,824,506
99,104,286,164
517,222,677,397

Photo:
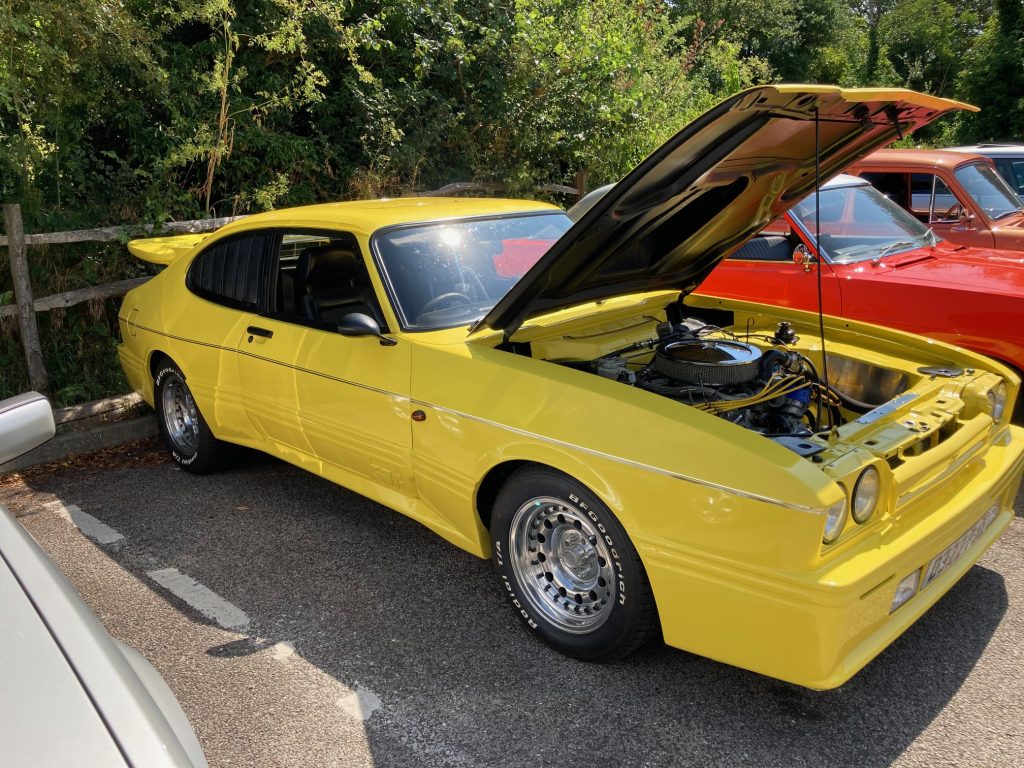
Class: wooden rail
1,177,586,394
0,277,152,319
0,215,244,248
1,203,240,393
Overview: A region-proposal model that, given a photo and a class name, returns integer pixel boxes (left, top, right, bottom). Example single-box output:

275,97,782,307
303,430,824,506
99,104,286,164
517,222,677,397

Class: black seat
731,236,793,262
294,245,385,327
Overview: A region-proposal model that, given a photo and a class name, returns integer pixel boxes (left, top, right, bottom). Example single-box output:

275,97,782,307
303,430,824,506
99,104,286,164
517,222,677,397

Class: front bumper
646,425,1024,689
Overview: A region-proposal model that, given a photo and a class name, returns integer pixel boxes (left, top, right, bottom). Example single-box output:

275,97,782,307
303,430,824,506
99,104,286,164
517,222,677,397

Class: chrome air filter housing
654,339,762,385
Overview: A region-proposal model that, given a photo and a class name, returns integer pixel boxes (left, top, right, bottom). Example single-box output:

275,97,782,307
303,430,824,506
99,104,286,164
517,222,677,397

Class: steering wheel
941,202,963,220
415,292,471,319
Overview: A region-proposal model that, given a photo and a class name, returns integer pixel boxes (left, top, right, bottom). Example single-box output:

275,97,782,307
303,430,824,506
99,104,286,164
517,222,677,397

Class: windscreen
374,212,572,330
954,163,1023,220
790,184,936,263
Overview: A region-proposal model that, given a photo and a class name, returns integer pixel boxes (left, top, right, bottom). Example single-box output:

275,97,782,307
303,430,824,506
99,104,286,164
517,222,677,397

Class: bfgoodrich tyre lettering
154,358,227,474
490,466,657,660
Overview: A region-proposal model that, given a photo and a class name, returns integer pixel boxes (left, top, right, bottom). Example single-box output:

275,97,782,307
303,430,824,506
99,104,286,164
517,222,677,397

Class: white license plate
921,505,1000,590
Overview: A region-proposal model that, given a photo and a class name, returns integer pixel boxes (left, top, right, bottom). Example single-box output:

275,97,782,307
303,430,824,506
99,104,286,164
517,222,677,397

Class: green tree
673,0,864,85
876,0,991,95
0,1,158,225
339,0,769,195
957,0,1024,140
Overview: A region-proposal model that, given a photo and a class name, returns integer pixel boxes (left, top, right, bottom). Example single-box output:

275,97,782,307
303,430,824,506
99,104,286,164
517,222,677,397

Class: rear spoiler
127,233,210,265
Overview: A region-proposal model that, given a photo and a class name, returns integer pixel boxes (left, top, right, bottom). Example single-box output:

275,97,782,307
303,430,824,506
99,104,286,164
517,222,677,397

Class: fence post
573,171,589,201
2,203,49,393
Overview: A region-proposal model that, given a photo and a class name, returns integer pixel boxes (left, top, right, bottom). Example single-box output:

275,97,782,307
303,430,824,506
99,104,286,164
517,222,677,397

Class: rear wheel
490,466,658,659
154,359,226,474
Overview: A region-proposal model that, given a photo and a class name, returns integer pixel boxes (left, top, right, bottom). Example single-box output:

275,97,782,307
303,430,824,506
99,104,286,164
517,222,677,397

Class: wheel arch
476,460,532,530
149,349,173,380
481,455,661,658
474,449,622,532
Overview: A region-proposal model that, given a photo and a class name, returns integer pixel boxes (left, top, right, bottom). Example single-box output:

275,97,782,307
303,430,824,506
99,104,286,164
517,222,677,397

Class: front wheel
490,466,658,659
154,359,226,474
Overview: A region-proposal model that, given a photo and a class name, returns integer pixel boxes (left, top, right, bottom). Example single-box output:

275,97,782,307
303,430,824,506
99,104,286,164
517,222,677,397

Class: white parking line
47,501,125,544
146,567,251,631
272,641,296,660
336,685,382,722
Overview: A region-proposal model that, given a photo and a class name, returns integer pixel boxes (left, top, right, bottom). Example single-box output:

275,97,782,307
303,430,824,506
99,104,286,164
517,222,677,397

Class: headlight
986,381,1008,422
852,466,881,524
823,497,847,544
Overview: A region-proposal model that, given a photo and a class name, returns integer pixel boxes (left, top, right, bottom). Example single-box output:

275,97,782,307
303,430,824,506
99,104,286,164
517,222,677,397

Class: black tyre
154,359,226,474
490,466,658,659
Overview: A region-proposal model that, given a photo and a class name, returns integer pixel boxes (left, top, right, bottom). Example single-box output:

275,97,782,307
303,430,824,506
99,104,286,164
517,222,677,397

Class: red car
692,174,1024,378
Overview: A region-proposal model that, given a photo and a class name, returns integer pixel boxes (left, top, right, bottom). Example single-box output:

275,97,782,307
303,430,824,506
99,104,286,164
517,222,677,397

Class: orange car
849,149,1024,251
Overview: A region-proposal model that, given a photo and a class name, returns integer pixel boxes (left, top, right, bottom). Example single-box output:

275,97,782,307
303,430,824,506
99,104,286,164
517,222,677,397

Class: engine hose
603,327,693,360
832,387,877,414
796,353,826,427
759,349,790,379
794,353,876,416
797,354,820,383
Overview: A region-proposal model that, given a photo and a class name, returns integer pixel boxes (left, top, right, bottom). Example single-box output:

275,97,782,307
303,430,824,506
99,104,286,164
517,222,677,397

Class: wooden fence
1,175,587,394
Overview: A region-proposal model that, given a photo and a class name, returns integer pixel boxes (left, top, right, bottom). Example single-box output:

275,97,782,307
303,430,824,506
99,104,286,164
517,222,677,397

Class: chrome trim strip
413,400,825,515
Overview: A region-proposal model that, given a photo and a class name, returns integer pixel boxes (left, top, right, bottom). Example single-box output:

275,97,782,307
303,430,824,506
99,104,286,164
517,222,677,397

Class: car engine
585,320,842,453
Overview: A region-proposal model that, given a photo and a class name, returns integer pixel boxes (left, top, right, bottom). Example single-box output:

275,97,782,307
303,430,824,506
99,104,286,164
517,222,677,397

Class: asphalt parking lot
2,436,1023,768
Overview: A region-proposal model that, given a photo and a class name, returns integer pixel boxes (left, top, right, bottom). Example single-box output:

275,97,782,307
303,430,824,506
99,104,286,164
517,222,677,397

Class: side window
860,172,908,209
928,176,960,222
909,173,932,213
995,159,1024,196
186,233,275,310
273,231,387,331
904,173,959,223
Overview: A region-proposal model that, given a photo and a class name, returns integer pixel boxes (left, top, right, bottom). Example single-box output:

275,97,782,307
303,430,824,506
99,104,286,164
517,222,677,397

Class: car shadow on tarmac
13,452,1014,768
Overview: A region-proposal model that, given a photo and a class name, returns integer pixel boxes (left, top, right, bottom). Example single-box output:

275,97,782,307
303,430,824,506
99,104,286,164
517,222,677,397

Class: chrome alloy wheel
161,374,200,455
509,496,617,634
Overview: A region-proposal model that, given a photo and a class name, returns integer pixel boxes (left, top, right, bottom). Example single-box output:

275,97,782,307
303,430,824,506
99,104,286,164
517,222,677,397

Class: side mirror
337,313,397,347
793,243,816,272
0,392,56,465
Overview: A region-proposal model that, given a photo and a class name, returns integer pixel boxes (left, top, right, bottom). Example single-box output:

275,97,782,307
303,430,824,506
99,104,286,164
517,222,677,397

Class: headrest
297,245,358,284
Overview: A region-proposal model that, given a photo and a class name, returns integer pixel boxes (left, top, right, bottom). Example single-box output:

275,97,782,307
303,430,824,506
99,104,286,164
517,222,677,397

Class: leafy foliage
957,0,1024,141
0,0,1020,403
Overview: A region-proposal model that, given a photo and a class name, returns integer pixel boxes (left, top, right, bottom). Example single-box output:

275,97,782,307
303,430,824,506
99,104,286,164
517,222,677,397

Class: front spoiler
644,425,1024,689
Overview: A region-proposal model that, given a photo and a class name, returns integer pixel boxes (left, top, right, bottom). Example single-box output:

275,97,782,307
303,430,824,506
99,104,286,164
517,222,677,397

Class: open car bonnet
476,85,975,340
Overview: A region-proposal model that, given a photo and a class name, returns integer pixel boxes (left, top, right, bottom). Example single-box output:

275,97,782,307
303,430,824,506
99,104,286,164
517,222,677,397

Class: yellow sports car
118,86,1024,689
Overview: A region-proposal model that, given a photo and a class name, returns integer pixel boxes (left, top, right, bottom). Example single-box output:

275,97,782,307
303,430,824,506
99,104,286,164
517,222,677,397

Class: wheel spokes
510,497,616,633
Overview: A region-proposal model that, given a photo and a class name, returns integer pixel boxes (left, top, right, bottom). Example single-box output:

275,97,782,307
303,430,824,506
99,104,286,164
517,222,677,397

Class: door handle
247,325,274,339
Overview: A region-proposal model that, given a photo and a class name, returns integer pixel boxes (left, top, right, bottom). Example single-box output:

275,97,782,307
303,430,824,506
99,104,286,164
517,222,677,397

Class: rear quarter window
186,233,276,311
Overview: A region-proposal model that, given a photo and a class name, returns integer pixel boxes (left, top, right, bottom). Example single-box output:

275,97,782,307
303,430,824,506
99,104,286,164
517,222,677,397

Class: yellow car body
118,86,1024,689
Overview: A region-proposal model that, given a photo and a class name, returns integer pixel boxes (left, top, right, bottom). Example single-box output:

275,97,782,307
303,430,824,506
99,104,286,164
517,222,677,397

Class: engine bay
569,317,893,456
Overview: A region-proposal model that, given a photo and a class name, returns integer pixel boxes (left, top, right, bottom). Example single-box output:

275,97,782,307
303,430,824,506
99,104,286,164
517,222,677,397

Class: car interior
274,235,389,330
727,217,799,261
375,231,523,326
729,235,795,261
